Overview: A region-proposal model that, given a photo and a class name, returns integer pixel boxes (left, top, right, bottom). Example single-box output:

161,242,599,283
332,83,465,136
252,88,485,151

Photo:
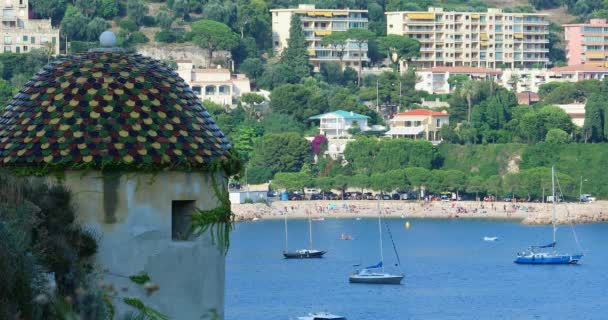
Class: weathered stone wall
58,170,226,319
137,44,231,68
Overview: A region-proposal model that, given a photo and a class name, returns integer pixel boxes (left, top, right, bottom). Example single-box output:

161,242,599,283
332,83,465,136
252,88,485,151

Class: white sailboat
349,199,403,284
283,212,326,259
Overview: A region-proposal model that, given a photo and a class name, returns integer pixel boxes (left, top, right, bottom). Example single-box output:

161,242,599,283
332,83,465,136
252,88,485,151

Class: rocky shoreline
231,200,608,225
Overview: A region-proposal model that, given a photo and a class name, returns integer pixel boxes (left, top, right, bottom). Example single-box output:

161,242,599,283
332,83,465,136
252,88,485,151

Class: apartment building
564,19,608,66
271,4,369,71
386,7,549,69
1,0,59,54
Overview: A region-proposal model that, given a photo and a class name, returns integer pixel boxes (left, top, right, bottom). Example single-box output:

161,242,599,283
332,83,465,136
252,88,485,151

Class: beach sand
232,200,608,225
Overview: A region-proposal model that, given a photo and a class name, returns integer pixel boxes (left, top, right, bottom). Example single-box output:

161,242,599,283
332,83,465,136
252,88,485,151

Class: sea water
226,218,608,319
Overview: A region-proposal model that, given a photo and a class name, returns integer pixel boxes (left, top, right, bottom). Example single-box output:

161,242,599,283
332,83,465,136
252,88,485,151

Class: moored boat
297,312,346,320
514,166,583,265
283,249,326,259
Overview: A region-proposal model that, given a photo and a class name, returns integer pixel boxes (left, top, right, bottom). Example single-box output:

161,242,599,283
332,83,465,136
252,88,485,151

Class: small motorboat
298,312,346,320
312,217,325,221
355,217,361,221
252,217,260,221
483,236,498,241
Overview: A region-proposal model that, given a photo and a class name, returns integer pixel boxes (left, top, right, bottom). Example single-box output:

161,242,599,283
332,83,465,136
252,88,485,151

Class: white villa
177,60,251,106
309,110,370,138
385,109,449,143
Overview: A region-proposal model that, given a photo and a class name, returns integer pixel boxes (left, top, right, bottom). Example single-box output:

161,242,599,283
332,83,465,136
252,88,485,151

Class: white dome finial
99,31,117,47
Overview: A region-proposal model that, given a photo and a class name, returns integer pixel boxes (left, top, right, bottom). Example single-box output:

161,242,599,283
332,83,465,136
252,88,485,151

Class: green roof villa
309,110,370,138
0,32,237,319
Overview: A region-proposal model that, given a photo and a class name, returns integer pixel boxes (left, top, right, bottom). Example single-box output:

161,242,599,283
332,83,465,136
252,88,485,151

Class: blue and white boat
350,199,404,284
515,167,583,265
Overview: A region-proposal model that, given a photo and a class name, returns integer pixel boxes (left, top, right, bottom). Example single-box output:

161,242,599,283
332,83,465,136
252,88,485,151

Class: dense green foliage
0,171,108,318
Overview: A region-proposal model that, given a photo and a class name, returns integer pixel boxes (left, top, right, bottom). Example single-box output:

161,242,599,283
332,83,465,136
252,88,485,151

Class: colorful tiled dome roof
0,50,231,168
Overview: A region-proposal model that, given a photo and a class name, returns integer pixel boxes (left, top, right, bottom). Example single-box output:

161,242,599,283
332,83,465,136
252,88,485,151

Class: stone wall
57,170,226,319
137,44,232,68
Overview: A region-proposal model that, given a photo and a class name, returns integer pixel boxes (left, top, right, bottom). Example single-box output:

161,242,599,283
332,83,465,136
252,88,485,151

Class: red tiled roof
395,109,448,117
516,92,540,105
551,64,608,72
417,66,502,75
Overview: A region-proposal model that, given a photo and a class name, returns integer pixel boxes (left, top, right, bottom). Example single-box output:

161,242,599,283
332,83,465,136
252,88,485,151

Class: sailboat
283,212,326,259
515,166,583,265
349,199,404,284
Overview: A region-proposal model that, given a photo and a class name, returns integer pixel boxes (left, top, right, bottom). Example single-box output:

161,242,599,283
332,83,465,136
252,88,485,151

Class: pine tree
280,14,310,80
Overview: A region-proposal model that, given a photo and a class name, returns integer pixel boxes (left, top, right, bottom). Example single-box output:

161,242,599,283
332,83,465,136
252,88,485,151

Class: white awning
385,126,424,136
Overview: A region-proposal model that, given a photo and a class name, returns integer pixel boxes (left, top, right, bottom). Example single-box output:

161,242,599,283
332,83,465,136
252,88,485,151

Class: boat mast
284,213,289,251
551,166,556,244
308,212,313,250
378,198,384,272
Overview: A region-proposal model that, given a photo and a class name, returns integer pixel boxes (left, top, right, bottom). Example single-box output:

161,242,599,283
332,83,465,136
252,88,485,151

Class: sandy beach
232,200,608,225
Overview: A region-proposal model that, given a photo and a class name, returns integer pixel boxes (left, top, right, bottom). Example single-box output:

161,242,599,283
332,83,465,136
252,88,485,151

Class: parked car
288,192,303,201
375,194,391,200
363,192,374,200
503,196,514,202
391,193,401,200
310,193,323,200
580,194,596,202
267,190,279,198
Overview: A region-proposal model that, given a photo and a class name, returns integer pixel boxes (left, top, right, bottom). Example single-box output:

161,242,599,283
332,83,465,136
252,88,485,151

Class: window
436,119,441,127
30,36,35,44
3,46,10,53
22,35,27,41
23,45,27,51
172,200,196,241
15,46,19,53
3,36,10,44
52,37,56,44
192,86,201,94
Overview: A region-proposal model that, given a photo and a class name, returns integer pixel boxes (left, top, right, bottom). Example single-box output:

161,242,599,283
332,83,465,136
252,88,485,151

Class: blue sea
226,218,608,319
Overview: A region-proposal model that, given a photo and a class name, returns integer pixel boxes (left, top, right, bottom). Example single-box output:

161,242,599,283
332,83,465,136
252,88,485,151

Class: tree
231,126,258,161
191,20,239,67
346,28,375,86
311,134,328,156
126,0,148,25
315,176,334,192
273,172,313,194
459,80,482,123
0,79,14,109
378,34,420,71
583,94,606,142
172,0,190,20
156,7,174,30
280,14,310,80
321,32,349,67
258,62,299,89
404,167,430,199
466,176,485,200
269,84,329,122
545,128,570,144
239,58,265,82
98,0,119,19
61,5,88,41
248,132,312,182
75,0,99,18
31,0,67,25
85,18,109,42
448,74,469,90
235,0,270,42
241,92,264,106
